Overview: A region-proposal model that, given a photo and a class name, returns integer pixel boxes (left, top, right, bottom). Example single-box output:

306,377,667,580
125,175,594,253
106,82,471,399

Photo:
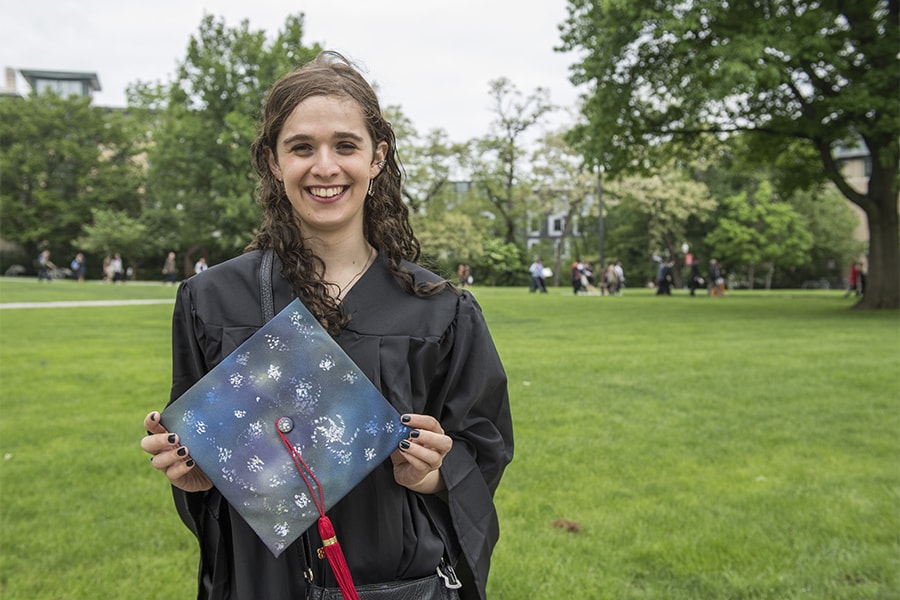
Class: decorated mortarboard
161,298,409,566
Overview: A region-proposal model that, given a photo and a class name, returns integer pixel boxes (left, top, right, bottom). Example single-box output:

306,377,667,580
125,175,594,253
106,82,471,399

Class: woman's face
268,95,387,239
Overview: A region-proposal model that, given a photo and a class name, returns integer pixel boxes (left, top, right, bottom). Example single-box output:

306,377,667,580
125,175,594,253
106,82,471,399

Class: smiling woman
139,51,513,600
266,95,388,274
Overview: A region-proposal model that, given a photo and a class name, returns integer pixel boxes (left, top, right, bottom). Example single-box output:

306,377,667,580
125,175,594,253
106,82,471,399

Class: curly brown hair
247,51,447,334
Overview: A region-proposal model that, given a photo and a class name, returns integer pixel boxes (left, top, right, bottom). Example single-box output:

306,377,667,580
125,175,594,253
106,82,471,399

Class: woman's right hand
141,411,213,493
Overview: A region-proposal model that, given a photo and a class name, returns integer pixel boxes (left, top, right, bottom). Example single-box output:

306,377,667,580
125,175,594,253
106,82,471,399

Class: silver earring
367,179,375,197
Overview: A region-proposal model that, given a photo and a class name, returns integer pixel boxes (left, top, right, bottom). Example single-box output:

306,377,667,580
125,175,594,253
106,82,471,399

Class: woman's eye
290,144,313,154
336,143,358,153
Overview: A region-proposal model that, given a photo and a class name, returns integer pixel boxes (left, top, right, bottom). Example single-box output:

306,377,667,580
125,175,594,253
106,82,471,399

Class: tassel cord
277,424,359,600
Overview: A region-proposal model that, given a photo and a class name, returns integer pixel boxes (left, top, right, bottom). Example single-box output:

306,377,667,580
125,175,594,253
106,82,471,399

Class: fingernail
186,459,195,467
177,447,187,457
401,414,411,423
167,433,177,444
399,440,410,450
150,412,158,422
410,430,420,439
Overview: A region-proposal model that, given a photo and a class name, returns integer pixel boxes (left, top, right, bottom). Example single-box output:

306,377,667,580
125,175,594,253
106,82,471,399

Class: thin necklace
337,245,374,299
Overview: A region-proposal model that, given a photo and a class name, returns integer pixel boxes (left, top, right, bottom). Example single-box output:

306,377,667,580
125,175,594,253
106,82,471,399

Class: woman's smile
307,185,349,202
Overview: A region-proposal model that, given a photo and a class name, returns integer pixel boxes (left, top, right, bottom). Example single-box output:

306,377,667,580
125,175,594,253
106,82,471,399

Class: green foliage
559,0,900,307
130,14,322,263
608,169,716,259
781,186,867,287
412,211,487,274
0,93,142,262
476,239,525,286
560,0,899,179
0,282,897,599
76,208,147,261
387,106,463,216
468,78,554,245
706,181,813,288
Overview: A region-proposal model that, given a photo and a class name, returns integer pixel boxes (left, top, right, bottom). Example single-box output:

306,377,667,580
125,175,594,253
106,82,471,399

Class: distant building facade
3,67,100,99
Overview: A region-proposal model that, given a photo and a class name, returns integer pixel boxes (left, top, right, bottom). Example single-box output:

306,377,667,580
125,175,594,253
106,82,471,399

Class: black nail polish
410,430,420,439
401,414,411,423
399,440,410,450
150,412,158,422
167,433,177,444
177,447,187,457
186,459,195,467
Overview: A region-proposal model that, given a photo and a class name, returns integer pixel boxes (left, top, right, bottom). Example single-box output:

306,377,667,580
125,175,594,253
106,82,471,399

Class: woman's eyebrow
281,131,365,147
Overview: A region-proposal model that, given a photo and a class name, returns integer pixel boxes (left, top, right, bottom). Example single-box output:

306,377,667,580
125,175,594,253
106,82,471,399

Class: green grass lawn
1,278,897,599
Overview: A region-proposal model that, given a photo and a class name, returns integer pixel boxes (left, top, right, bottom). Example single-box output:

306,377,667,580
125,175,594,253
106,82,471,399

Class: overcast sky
2,0,585,141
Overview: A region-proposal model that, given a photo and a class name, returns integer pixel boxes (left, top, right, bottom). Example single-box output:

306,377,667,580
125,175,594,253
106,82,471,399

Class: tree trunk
554,239,565,288
856,199,900,309
764,264,774,290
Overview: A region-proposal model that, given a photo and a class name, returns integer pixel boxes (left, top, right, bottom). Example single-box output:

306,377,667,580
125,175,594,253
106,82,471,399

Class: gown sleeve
428,291,514,600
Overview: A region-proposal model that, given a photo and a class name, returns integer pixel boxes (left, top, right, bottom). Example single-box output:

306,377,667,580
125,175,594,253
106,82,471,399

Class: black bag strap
259,247,317,583
260,248,275,323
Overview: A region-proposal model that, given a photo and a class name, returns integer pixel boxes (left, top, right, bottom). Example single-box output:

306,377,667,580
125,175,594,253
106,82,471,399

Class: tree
478,238,525,286
609,169,715,262
530,131,597,285
560,0,899,308
468,78,554,245
705,181,813,288
411,211,488,277
383,105,488,274
129,13,321,262
384,106,465,216
787,186,867,287
696,146,866,287
0,93,142,266
76,208,147,271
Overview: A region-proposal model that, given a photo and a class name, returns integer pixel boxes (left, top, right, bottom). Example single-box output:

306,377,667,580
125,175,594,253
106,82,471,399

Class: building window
549,216,564,235
34,78,86,97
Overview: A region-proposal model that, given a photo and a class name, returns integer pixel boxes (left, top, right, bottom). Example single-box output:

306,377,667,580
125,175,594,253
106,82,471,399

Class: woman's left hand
391,414,452,494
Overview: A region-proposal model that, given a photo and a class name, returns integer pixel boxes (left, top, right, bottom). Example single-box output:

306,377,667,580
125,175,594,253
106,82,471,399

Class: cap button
276,417,294,434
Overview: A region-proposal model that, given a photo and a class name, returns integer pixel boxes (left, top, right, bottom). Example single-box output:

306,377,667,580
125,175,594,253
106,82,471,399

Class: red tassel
276,425,359,599
317,516,359,600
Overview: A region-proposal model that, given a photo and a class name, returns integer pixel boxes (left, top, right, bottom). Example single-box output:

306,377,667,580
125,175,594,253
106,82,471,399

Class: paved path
0,299,174,310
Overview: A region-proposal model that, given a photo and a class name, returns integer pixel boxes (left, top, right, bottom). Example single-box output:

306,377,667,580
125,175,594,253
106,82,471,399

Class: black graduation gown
168,250,513,600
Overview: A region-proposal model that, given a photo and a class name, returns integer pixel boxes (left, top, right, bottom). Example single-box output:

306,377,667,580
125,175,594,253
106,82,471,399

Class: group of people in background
707,259,726,296
655,258,675,295
560,259,625,296
683,257,727,297
101,253,126,283
528,258,548,293
164,252,211,284
35,249,90,283
32,248,214,285
31,248,866,297
844,261,866,297
457,263,472,288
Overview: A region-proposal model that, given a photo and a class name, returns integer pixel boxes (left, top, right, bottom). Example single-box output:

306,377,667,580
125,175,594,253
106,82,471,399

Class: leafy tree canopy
128,13,321,263
705,180,813,288
468,78,554,245
560,0,899,307
0,93,142,263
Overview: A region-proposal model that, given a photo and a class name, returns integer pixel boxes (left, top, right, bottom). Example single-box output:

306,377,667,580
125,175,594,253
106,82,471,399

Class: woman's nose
310,150,340,177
